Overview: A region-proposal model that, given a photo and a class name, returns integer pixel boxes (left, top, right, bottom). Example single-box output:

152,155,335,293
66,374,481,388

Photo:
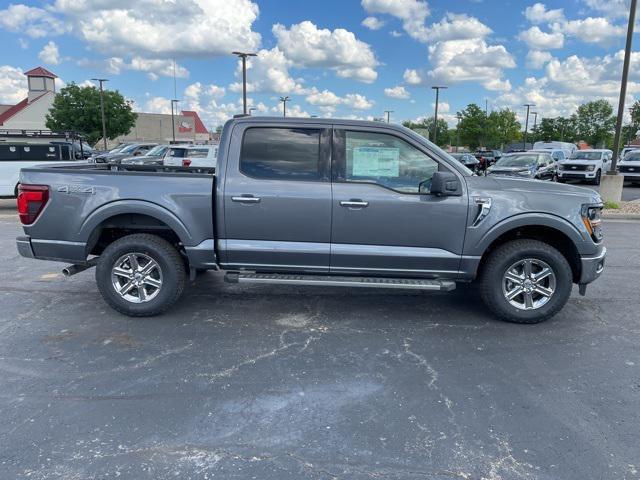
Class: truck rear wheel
96,233,186,317
479,239,572,324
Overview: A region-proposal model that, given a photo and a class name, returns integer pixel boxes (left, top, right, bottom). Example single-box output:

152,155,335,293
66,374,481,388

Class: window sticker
352,147,400,177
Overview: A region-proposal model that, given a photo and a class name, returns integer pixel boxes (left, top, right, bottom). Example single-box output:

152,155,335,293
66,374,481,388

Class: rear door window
168,148,187,158
240,127,322,181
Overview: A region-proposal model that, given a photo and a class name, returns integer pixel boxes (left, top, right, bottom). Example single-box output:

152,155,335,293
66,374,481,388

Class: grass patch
604,200,620,210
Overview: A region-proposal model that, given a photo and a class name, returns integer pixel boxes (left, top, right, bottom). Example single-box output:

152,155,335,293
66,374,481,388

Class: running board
225,273,456,291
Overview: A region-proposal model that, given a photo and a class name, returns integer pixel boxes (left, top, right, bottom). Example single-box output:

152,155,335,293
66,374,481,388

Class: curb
602,213,640,220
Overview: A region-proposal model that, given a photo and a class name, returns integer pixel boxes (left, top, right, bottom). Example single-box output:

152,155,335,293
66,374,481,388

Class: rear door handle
231,195,261,203
340,200,369,208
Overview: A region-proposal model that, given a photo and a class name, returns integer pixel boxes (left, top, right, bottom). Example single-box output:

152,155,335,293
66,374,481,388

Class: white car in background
163,145,218,168
532,141,576,160
619,150,640,184
557,149,612,185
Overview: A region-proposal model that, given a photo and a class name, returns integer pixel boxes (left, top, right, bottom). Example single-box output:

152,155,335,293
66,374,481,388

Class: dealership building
0,66,212,147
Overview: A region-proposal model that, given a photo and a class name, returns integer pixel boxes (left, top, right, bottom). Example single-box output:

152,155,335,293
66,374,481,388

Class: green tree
574,99,615,148
486,109,521,149
457,103,487,150
46,83,137,146
402,117,449,146
535,116,577,143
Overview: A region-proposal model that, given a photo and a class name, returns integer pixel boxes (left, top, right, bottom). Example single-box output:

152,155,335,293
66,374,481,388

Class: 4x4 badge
57,185,95,195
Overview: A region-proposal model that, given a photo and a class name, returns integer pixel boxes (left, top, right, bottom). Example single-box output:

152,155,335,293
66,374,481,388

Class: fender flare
79,200,194,247
469,212,587,257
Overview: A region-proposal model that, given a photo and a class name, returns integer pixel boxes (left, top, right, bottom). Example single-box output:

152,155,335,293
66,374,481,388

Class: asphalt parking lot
0,199,639,480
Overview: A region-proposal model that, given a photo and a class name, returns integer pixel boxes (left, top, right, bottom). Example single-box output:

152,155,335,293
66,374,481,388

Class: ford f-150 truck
15,117,606,324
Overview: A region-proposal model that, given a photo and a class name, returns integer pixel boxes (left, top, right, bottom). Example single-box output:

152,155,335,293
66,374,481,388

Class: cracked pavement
0,200,639,479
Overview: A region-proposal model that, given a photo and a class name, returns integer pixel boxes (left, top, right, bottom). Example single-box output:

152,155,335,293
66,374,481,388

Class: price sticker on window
352,147,400,177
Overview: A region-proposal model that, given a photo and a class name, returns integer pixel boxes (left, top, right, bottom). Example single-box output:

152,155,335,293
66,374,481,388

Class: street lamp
523,104,535,150
170,99,179,143
455,113,462,153
531,112,538,143
384,110,393,123
280,96,290,117
232,51,257,115
610,0,638,175
431,86,447,144
91,78,108,150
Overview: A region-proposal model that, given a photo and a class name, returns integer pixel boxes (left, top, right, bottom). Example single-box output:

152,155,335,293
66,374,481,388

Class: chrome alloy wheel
502,258,556,310
111,253,163,303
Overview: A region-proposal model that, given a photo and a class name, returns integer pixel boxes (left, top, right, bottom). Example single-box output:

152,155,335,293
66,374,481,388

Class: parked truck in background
15,117,606,324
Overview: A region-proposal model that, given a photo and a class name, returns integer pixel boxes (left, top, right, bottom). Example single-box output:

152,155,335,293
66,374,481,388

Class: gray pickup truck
15,117,606,323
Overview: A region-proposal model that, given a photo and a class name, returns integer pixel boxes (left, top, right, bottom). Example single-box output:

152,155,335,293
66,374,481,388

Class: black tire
96,233,186,317
593,169,601,185
557,178,565,183
479,239,573,324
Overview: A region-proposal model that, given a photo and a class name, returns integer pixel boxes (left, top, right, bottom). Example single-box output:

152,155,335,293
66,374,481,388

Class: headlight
581,203,603,242
517,170,533,176
587,165,595,171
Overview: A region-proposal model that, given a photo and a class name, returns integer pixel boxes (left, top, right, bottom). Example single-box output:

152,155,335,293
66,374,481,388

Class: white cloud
403,68,422,85
517,26,564,50
583,0,630,19
0,65,28,104
229,48,307,95
362,16,385,30
524,3,565,24
271,103,310,117
273,21,379,83
390,30,402,37
526,50,553,68
18,38,29,49
384,85,410,99
13,0,261,59
305,88,374,110
0,4,67,38
361,0,430,42
552,17,626,45
77,56,189,79
38,41,61,65
423,13,492,42
144,96,172,115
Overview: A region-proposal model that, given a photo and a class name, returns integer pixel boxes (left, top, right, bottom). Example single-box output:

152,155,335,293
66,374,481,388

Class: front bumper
579,246,606,284
558,171,596,180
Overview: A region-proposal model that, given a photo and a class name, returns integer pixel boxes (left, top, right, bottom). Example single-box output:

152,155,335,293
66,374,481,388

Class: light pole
280,96,290,117
531,112,538,143
523,104,535,150
170,99,179,143
610,0,638,177
91,78,108,150
455,113,462,153
232,51,257,115
384,110,393,123
431,86,447,144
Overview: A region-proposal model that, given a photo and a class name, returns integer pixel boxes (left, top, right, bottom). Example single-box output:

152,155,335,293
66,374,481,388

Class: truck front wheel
479,239,573,324
96,233,186,317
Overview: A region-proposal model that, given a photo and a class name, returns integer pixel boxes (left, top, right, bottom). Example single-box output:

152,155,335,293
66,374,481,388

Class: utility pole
531,112,538,143
91,78,108,150
610,0,638,175
170,99,179,143
384,110,393,123
280,96,290,117
232,51,257,115
431,86,447,144
523,104,535,150
455,113,462,153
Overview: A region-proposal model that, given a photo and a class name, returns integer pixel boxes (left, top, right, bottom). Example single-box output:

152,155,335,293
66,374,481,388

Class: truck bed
18,162,216,267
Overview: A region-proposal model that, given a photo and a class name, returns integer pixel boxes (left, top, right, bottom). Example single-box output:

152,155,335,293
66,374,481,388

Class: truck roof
229,116,410,132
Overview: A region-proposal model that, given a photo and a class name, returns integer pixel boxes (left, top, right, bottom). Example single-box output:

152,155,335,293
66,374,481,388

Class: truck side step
225,273,456,291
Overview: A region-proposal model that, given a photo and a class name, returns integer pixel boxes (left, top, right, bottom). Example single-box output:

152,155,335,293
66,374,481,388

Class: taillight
17,184,49,225
182,158,192,167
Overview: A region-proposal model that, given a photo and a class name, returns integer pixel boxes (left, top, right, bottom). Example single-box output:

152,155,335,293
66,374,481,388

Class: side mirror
430,171,462,196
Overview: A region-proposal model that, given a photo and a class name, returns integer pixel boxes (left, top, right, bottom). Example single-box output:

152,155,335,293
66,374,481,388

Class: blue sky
0,0,635,130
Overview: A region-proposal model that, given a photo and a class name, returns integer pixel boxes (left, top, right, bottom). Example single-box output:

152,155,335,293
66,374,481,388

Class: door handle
340,200,369,208
231,195,261,203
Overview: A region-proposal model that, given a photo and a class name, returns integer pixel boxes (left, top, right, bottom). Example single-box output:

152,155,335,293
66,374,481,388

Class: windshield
495,155,536,167
119,144,140,154
570,152,602,160
147,145,167,156
625,152,640,162
109,145,127,153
